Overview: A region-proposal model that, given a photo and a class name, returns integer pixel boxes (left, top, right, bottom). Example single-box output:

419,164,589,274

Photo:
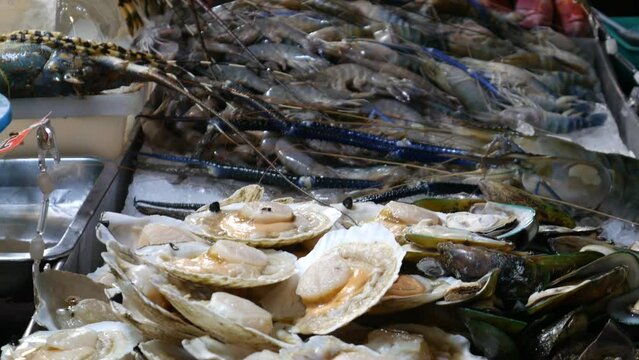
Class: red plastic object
515,0,554,28
554,0,591,37
480,0,513,12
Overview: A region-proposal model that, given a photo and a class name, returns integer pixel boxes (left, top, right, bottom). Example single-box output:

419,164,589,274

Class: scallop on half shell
245,336,386,360
0,321,142,360
34,270,116,331
101,249,207,339
154,279,302,350
185,200,341,247
375,201,442,242
137,240,297,288
98,212,205,249
293,223,405,334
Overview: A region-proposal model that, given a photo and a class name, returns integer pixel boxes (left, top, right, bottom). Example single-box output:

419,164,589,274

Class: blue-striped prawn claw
137,152,383,190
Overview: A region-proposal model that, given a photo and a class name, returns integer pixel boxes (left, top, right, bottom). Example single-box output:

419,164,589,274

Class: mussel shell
369,275,459,314
608,288,639,326
549,252,639,289
479,180,576,228
526,266,628,315
445,211,517,235
402,243,439,263
413,197,484,213
471,202,538,243
459,308,526,336
523,309,588,359
437,269,500,306
406,225,515,251
577,320,635,360
548,235,610,254
465,320,520,359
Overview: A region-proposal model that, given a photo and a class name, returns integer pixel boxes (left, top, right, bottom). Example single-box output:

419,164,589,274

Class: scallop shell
136,241,297,288
267,336,385,359
185,201,341,247
369,275,460,315
182,336,256,360
366,328,433,359
139,339,197,360
293,223,405,334
34,270,114,330
109,301,196,342
1,321,142,360
101,250,207,338
330,201,384,228
375,201,442,242
98,213,205,249
389,324,486,360
155,280,301,350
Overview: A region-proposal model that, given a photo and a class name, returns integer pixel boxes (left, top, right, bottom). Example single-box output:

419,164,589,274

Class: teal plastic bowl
0,94,11,133
604,17,639,68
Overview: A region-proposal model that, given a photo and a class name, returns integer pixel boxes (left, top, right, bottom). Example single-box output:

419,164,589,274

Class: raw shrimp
238,43,331,74
302,63,428,101
264,84,366,108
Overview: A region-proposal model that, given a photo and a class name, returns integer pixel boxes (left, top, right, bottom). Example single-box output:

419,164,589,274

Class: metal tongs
30,117,60,262
28,117,60,335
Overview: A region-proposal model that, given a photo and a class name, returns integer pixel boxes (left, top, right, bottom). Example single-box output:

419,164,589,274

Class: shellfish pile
4,184,639,359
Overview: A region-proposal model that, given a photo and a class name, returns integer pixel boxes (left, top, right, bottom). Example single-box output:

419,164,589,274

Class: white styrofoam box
2,90,145,160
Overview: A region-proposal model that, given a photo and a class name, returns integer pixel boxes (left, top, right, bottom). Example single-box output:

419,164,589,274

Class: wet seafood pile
122,0,639,226
4,184,639,359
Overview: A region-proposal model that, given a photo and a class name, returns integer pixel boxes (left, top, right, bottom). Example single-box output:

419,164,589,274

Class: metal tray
0,158,104,261
587,38,639,154
0,142,137,342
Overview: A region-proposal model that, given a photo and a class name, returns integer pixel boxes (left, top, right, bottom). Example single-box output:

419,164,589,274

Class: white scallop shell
186,202,341,248
101,250,206,338
34,270,113,330
137,241,297,288
97,213,205,249
1,321,142,360
182,336,256,360
155,280,301,350
293,223,405,334
388,324,486,360
138,339,197,360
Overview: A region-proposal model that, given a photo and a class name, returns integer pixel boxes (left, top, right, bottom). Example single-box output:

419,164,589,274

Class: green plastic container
604,17,639,66
601,17,639,93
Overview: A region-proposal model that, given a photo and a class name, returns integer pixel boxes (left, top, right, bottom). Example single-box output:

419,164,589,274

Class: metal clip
35,117,60,168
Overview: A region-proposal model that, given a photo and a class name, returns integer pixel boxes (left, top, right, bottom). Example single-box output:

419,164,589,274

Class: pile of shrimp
124,0,639,223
